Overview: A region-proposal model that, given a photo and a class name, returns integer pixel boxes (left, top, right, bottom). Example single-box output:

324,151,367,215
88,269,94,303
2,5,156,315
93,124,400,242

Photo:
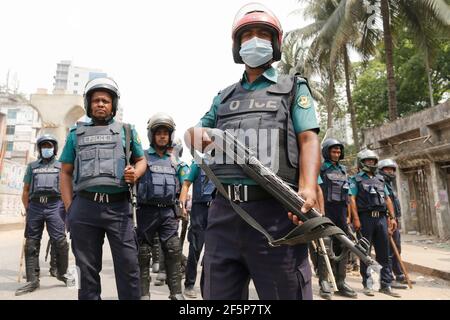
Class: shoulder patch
298,95,311,108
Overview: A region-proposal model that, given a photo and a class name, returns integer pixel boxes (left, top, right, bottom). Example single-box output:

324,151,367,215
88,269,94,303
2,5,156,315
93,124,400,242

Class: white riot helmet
147,112,176,147
357,149,379,174
83,77,120,119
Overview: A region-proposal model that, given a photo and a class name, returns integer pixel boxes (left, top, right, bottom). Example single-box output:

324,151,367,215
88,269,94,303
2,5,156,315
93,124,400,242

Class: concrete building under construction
363,100,450,239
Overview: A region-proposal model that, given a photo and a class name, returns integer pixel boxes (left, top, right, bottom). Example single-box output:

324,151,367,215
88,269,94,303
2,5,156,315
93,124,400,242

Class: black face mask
381,171,396,182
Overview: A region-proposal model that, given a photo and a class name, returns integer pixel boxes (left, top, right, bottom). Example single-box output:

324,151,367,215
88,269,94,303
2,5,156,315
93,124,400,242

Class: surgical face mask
239,37,273,68
41,147,54,159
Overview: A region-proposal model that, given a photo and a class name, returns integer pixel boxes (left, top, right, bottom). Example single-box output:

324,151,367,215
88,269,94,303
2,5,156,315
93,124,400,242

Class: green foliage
353,30,450,129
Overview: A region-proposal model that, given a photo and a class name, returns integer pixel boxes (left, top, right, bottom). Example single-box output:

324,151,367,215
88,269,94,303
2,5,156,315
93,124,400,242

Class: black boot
49,240,57,277
15,239,40,296
139,243,152,299
335,258,357,298
54,238,70,285
317,254,333,300
163,237,185,300
154,247,166,286
151,234,160,273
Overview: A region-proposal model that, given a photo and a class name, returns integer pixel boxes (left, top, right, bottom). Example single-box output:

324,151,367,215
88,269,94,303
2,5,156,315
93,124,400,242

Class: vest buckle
94,193,109,203
227,184,248,203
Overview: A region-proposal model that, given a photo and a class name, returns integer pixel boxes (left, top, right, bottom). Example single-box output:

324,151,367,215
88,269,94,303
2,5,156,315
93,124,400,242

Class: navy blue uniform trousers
136,205,179,244
184,202,209,288
359,212,393,287
201,195,312,300
68,196,140,300
26,200,66,241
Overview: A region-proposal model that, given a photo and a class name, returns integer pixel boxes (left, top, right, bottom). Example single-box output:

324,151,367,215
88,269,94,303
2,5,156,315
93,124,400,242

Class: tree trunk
326,71,335,129
343,46,360,150
380,0,398,120
424,47,435,107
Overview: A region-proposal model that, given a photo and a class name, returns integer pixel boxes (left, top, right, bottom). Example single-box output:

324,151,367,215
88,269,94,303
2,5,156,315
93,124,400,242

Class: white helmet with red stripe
232,2,283,64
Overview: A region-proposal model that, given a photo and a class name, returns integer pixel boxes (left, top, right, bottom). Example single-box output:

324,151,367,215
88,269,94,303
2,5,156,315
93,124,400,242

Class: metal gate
407,167,435,235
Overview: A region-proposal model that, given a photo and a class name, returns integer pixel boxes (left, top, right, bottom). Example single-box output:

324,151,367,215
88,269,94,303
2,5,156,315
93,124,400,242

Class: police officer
378,159,410,289
349,150,401,298
179,160,215,298
16,135,69,296
186,2,321,300
60,77,147,300
136,113,189,300
153,139,189,288
317,139,357,299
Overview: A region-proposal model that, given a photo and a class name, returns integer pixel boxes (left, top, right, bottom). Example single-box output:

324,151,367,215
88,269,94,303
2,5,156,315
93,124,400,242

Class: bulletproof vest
210,74,300,187
385,181,402,217
137,151,178,205
73,122,127,192
29,159,61,198
355,174,387,212
320,163,349,204
192,169,215,203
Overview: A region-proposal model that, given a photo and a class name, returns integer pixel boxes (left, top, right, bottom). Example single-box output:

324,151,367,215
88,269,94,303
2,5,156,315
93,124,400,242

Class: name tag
33,168,59,174
83,135,113,144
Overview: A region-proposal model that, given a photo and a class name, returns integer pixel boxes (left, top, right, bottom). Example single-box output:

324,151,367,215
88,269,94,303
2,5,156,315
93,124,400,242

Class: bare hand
353,217,361,232
287,187,317,225
181,208,188,221
124,165,137,184
299,187,317,214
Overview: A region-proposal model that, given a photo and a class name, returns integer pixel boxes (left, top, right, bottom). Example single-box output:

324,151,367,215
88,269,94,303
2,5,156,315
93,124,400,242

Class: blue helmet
322,138,344,161
36,134,58,158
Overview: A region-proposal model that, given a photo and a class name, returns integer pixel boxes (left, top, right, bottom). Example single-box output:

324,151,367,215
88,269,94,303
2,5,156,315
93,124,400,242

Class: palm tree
393,0,450,108
289,0,377,148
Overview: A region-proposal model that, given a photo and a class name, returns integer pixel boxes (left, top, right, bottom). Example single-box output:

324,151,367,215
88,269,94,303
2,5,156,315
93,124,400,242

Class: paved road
1,228,449,300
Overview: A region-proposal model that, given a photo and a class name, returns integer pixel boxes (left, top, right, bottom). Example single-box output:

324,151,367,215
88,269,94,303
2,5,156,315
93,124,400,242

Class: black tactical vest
137,152,178,205
192,169,215,203
29,159,61,199
320,163,349,204
385,181,401,217
210,74,300,187
355,174,387,212
74,122,126,192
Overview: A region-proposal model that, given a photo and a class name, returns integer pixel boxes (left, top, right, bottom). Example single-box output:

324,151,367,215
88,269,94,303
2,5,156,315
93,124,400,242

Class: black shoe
49,268,57,278
398,278,416,285
363,286,374,296
379,286,401,298
184,286,197,299
15,281,40,296
337,282,357,298
319,280,333,300
169,293,185,300
391,280,408,289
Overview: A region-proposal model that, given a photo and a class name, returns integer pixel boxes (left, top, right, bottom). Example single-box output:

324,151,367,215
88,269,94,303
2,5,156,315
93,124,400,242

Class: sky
0,0,311,152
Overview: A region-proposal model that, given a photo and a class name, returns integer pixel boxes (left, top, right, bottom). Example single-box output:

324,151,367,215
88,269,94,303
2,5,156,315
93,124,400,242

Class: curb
403,261,450,282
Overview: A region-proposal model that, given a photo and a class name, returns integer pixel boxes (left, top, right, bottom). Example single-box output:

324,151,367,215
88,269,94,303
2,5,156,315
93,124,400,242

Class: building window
74,73,79,78
73,90,78,94
6,141,14,151
6,125,15,135
74,82,78,86
7,109,18,119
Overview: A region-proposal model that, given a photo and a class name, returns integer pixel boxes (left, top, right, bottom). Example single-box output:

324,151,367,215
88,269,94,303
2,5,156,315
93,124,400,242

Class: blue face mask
239,37,273,68
41,147,54,159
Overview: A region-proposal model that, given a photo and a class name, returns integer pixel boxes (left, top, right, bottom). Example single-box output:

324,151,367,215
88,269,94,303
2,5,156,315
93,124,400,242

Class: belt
77,191,128,203
361,210,385,218
30,196,60,204
142,203,174,208
223,184,272,203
